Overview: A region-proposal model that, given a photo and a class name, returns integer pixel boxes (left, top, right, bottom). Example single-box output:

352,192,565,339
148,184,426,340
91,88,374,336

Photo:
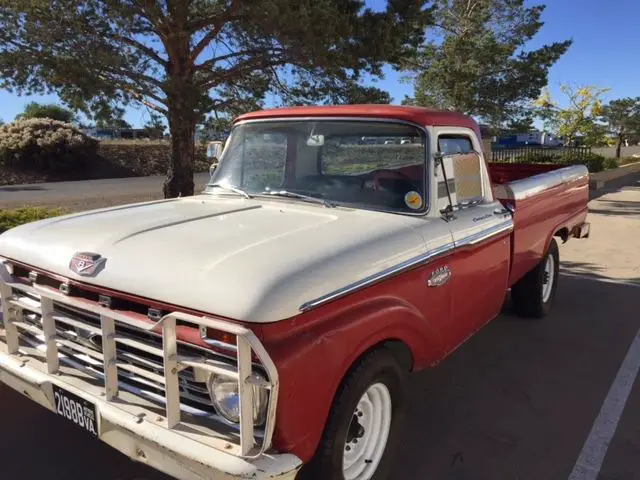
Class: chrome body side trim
493,164,589,201
454,219,514,248
299,216,515,312
299,241,455,312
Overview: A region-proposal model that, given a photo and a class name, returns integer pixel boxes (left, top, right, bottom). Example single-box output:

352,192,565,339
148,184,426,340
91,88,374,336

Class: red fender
260,278,447,462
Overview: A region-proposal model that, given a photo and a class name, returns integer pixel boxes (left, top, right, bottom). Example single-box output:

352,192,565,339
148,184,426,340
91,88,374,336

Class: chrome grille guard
0,266,279,459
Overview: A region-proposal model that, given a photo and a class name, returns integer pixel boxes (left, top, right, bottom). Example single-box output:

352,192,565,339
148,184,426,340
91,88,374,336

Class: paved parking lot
0,173,211,212
1,174,639,480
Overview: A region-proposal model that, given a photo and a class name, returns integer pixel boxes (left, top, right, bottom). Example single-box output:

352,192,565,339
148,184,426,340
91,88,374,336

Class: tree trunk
615,131,624,158
163,109,195,198
163,28,197,199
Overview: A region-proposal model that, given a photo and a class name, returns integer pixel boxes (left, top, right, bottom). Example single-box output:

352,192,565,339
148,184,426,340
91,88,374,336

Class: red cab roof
235,104,480,132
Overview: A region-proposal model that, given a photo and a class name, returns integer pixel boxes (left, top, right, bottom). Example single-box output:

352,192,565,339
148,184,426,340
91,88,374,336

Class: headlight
207,372,269,426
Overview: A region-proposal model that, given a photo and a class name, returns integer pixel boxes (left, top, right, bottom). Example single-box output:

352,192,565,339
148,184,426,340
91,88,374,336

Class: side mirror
306,134,325,147
435,150,484,215
207,140,224,161
207,140,225,176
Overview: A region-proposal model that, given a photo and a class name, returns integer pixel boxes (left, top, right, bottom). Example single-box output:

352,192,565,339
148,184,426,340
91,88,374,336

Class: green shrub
603,157,619,170
0,207,66,234
561,152,606,173
512,152,560,164
582,153,606,173
0,118,97,173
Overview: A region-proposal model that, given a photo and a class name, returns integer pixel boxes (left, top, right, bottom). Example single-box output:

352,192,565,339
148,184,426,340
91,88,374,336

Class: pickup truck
0,105,590,480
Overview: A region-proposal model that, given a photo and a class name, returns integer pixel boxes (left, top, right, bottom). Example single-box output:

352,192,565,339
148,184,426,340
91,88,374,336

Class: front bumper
0,340,302,480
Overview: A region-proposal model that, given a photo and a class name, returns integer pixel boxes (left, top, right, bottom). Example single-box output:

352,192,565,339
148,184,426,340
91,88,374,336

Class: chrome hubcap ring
342,383,392,480
542,254,555,303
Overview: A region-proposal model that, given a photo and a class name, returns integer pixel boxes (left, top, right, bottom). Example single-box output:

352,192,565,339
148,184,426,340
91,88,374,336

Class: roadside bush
0,118,97,173
0,206,66,234
493,151,609,173
603,157,619,170
512,152,560,164
563,152,606,173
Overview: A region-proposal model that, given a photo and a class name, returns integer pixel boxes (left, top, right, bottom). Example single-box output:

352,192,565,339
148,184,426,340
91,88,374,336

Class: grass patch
0,206,67,234
618,156,640,166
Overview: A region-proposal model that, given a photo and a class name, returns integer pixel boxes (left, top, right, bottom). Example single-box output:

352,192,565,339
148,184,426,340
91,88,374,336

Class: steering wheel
370,169,416,191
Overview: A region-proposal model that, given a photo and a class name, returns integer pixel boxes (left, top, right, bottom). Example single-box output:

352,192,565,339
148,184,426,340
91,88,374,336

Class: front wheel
511,238,560,318
299,348,407,480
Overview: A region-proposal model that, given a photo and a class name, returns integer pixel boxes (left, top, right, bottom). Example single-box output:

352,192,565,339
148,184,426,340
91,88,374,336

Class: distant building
493,130,562,148
81,127,162,140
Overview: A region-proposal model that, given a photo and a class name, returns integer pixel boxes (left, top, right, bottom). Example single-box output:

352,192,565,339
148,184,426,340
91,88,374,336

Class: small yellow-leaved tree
535,84,610,146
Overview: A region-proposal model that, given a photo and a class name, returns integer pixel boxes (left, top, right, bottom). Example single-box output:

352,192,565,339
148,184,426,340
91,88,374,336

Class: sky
1,0,639,128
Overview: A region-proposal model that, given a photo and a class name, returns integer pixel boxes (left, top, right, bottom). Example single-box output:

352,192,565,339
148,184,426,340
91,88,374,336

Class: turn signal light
200,327,261,363
201,327,236,347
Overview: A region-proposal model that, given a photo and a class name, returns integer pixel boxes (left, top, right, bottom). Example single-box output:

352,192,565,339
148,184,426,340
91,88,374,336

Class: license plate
52,384,98,436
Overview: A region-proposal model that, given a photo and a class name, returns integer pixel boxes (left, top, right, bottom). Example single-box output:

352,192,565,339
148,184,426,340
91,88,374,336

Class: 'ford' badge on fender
427,266,452,287
69,252,106,276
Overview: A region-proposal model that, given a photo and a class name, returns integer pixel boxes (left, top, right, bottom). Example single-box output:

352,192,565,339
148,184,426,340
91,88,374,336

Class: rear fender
547,206,589,251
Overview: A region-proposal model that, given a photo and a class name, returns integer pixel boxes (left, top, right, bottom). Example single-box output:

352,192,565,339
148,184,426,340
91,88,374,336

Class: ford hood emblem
69,252,106,276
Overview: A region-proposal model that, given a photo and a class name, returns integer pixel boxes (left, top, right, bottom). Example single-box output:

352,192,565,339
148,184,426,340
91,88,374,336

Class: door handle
493,207,512,216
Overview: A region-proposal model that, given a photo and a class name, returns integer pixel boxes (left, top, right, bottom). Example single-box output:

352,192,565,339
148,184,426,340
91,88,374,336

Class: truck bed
490,163,590,286
488,162,567,185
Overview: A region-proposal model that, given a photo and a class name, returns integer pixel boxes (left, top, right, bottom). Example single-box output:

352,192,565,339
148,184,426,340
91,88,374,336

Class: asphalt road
1,174,639,480
0,173,212,211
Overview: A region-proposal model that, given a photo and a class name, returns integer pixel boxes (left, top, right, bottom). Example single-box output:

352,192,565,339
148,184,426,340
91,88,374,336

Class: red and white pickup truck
0,105,590,480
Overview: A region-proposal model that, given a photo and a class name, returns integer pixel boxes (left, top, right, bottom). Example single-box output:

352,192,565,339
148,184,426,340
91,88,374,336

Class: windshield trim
213,116,432,217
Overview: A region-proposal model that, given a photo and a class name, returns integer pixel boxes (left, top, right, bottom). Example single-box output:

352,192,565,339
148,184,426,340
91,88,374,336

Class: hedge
494,151,615,173
0,118,97,173
0,207,66,234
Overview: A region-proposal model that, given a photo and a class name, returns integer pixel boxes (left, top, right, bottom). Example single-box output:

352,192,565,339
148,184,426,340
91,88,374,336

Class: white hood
0,195,429,323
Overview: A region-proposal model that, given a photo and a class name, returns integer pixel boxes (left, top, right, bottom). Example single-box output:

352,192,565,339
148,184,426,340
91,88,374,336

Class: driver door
434,130,512,353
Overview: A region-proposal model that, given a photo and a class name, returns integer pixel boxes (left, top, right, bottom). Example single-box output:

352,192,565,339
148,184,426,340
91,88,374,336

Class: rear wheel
299,347,407,480
511,238,559,318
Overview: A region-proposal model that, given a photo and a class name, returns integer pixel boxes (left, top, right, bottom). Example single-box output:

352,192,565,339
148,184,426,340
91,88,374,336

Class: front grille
0,262,278,457
14,291,222,416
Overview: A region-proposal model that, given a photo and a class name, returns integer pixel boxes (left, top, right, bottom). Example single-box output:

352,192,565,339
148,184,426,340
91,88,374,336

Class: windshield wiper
207,183,253,199
259,190,336,208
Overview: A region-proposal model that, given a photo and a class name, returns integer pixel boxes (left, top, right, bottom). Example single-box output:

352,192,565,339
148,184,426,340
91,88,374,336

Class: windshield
206,119,428,213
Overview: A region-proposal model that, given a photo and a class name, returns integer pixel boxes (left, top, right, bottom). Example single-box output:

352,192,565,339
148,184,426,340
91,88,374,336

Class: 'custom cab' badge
69,252,106,276
427,266,452,287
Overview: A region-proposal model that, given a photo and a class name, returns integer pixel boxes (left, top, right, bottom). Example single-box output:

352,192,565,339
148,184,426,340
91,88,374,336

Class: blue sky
1,0,639,127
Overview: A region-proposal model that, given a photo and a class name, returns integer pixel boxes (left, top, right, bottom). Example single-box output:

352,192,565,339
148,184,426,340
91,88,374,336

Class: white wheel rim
342,383,392,480
542,254,555,303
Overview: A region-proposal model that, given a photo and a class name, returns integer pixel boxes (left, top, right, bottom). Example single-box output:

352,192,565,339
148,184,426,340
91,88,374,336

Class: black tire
511,237,560,319
299,347,407,480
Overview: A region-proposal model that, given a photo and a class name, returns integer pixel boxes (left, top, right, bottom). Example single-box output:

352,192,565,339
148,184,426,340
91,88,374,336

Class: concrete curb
589,161,640,190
